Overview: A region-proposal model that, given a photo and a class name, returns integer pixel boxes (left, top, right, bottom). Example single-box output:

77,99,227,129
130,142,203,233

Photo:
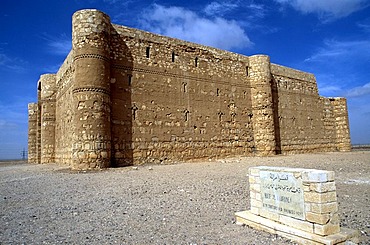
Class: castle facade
28,9,351,169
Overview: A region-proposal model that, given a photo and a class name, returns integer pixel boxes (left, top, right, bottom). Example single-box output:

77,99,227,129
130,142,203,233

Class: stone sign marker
260,170,305,220
235,166,359,245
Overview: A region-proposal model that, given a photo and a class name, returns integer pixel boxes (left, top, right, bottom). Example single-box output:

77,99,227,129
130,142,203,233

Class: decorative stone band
40,98,56,103
72,86,110,95
41,117,56,122
112,64,250,87
74,53,110,62
252,105,272,110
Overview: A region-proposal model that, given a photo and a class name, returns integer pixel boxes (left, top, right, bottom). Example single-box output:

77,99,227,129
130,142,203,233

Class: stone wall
28,9,351,169
55,50,74,165
271,64,338,153
110,23,255,167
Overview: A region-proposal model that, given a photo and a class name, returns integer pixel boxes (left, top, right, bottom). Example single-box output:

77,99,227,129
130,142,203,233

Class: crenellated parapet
71,9,112,169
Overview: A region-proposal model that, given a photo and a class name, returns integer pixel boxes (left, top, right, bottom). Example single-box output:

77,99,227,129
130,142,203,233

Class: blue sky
1,0,369,159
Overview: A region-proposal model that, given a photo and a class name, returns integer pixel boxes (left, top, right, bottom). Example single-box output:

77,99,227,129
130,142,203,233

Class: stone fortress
28,9,351,170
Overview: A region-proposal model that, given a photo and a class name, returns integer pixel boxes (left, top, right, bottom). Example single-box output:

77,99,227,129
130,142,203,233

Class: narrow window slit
132,104,138,120
184,110,189,122
128,75,132,86
231,112,236,122
218,111,224,122
146,47,150,58
172,51,175,62
183,83,188,93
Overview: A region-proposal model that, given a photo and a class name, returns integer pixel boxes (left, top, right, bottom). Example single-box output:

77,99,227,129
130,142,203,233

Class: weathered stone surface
309,182,336,193
260,169,305,220
27,9,351,169
302,170,335,183
304,191,337,203
279,214,314,233
306,202,339,214
236,211,358,245
314,223,340,236
305,212,330,225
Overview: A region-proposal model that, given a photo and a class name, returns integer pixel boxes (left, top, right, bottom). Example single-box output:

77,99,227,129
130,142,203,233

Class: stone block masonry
28,9,351,170
235,166,359,244
27,103,38,163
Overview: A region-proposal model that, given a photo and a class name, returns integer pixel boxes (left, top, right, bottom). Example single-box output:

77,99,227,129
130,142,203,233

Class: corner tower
249,55,276,156
39,74,57,163
330,98,351,151
71,9,112,169
28,103,38,163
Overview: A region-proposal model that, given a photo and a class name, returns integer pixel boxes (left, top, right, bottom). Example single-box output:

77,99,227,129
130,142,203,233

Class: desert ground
1,151,369,244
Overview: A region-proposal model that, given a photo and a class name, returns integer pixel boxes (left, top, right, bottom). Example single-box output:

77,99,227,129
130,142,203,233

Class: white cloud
0,94,31,159
358,23,370,32
275,0,369,21
306,39,370,100
0,96,31,125
103,0,120,3
247,4,267,18
204,2,267,20
305,39,370,62
41,33,71,56
0,53,27,72
0,53,10,66
42,63,63,74
204,1,239,16
140,4,252,51
357,18,370,33
314,72,345,97
48,39,71,55
102,0,134,4
348,99,370,144
346,82,370,97
319,85,342,94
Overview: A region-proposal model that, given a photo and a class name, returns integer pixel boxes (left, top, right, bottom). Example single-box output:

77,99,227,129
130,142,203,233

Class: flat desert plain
1,151,369,244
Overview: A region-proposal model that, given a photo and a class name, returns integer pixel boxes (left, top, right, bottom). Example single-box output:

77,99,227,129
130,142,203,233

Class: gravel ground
1,151,369,244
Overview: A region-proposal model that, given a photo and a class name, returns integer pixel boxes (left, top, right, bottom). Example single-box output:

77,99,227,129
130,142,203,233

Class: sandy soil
1,151,369,244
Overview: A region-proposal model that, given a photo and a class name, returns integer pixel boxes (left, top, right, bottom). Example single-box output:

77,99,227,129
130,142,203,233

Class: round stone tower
28,103,38,163
36,82,42,164
249,55,276,156
71,9,112,169
40,74,57,163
